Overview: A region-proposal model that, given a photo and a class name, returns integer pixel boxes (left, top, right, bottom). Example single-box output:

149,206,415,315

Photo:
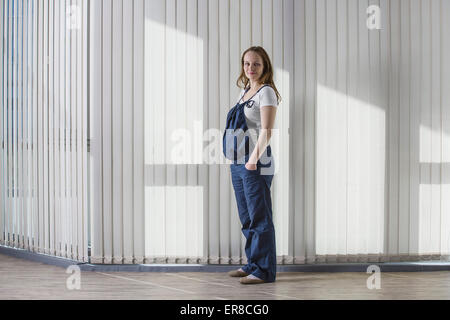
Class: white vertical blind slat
37,0,44,252
76,0,83,261
82,0,89,262
293,0,306,263
208,0,219,264
261,0,272,58
165,0,176,261
89,0,103,263
43,0,49,254
326,0,338,259
273,0,287,261
17,0,23,249
218,0,230,264
111,0,123,263
14,0,19,247
336,0,348,259
31,0,38,252
23,0,29,250
53,0,60,256
144,0,166,260
133,0,144,263
360,0,371,258
66,0,72,258
420,0,432,255
156,0,166,260
240,0,250,51
388,0,400,257
283,0,295,262
13,0,18,249
49,0,55,255
70,0,78,260
370,0,384,258
60,0,67,257
359,0,370,258
12,0,18,249
5,0,9,246
441,0,450,258
6,0,10,247
315,0,326,258
21,0,25,249
380,0,390,259
0,0,4,246
10,0,14,248
60,0,71,258
409,0,421,256
251,0,262,46
8,0,13,247
184,0,194,261
175,0,187,262
304,0,316,263
198,0,209,262
195,0,204,261
23,0,30,250
186,0,198,261
102,0,112,263
430,0,441,255
122,0,133,264
347,0,359,259
398,0,411,256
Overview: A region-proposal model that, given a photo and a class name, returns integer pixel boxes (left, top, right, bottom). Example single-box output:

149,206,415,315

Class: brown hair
236,46,282,104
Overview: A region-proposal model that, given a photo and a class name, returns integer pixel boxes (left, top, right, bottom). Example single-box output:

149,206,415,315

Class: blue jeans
230,162,276,282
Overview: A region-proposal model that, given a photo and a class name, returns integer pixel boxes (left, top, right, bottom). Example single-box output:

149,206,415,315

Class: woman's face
243,51,264,84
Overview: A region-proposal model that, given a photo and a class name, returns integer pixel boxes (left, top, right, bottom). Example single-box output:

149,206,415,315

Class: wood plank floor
1,253,450,300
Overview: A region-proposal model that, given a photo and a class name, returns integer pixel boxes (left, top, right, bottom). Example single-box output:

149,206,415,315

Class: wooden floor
1,253,450,300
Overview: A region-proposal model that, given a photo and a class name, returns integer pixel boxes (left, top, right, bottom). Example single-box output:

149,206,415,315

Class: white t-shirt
238,85,279,132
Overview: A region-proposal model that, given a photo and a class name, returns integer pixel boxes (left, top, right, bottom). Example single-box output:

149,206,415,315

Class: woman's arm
247,105,277,167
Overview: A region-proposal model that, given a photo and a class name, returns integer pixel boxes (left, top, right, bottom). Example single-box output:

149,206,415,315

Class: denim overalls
222,86,276,283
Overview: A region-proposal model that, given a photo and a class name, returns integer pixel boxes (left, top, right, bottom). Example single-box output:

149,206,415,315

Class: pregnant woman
223,46,281,285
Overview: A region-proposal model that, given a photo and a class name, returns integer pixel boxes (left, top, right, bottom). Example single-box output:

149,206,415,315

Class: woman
225,46,281,285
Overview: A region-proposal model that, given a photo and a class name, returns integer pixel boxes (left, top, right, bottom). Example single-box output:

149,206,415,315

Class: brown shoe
228,269,249,277
239,276,265,285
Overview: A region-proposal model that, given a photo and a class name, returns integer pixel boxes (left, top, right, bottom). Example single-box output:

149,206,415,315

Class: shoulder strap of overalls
240,84,270,102
255,84,270,94
244,84,270,101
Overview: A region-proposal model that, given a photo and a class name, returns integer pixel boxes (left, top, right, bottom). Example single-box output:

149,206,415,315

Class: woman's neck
248,80,262,90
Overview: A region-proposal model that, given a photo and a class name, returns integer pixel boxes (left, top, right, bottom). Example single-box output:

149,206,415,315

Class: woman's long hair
236,46,282,104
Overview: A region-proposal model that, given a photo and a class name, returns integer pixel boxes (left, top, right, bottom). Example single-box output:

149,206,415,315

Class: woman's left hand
245,162,257,171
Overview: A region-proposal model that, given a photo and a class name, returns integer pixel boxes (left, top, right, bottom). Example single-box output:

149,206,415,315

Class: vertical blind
0,0,88,262
314,0,450,262
3,0,450,265
88,0,293,264
89,0,450,265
